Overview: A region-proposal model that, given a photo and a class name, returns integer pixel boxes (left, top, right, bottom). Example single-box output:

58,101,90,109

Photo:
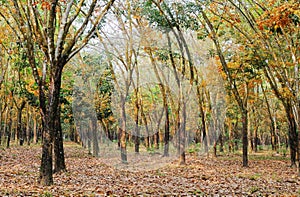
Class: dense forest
0,0,299,195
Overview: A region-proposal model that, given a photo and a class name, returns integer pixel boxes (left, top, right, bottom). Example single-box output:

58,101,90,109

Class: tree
96,0,142,163
202,0,299,169
0,0,115,185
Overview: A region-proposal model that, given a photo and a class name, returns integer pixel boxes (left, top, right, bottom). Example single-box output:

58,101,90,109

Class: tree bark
242,109,248,167
33,113,38,144
284,102,298,167
219,129,224,152
39,124,53,185
179,102,187,165
17,101,26,146
91,117,99,157
54,102,66,173
163,96,170,157
40,66,63,185
141,106,150,149
134,93,140,154
5,104,12,149
253,126,258,153
120,96,127,163
26,105,31,146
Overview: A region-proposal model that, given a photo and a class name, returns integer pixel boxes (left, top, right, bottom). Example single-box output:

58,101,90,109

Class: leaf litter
0,143,299,196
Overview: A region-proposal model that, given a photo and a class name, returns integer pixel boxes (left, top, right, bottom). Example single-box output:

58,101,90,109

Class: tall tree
0,0,115,185
202,0,299,169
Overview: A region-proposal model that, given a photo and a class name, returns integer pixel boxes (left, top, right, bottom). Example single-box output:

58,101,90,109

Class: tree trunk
87,127,92,155
284,103,297,167
134,92,140,154
6,105,12,148
228,120,233,153
26,106,31,146
39,124,53,185
91,118,99,157
33,113,38,144
248,112,253,153
154,131,159,149
120,96,127,163
176,107,181,156
0,104,3,145
141,107,150,149
17,101,26,146
242,109,248,167
40,68,64,185
54,103,66,173
219,129,224,152
197,85,208,154
154,107,164,150
163,98,170,157
213,141,217,157
253,126,258,153
179,102,186,165
261,84,277,151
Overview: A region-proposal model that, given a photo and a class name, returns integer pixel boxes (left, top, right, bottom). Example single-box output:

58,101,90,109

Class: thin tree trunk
179,102,186,165
154,131,159,149
261,84,277,151
141,107,150,149
248,111,253,153
164,96,170,157
0,103,7,146
219,129,224,152
17,101,26,146
5,105,12,148
33,113,38,144
0,104,3,145
253,126,258,153
197,85,208,154
91,118,99,157
134,88,140,154
213,141,217,157
120,96,127,163
26,104,31,145
242,109,248,167
228,120,234,153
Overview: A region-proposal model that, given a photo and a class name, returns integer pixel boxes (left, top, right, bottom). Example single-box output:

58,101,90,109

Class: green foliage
20,88,39,107
140,1,200,31
95,66,114,121
40,191,53,197
248,186,260,194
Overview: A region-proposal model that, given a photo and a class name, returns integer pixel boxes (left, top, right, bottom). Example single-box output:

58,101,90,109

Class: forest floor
0,142,299,196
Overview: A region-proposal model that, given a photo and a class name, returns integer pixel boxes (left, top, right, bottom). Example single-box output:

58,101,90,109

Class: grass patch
40,191,53,197
217,150,289,161
192,189,206,195
237,173,261,180
248,186,260,194
249,154,289,161
156,169,166,177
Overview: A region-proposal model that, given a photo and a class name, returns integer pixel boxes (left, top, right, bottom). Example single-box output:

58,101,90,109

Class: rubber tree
202,0,299,169
0,0,115,185
96,0,142,163
141,0,202,165
197,4,250,167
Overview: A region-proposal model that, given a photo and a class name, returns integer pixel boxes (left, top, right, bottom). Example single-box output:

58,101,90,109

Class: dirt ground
0,142,299,196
